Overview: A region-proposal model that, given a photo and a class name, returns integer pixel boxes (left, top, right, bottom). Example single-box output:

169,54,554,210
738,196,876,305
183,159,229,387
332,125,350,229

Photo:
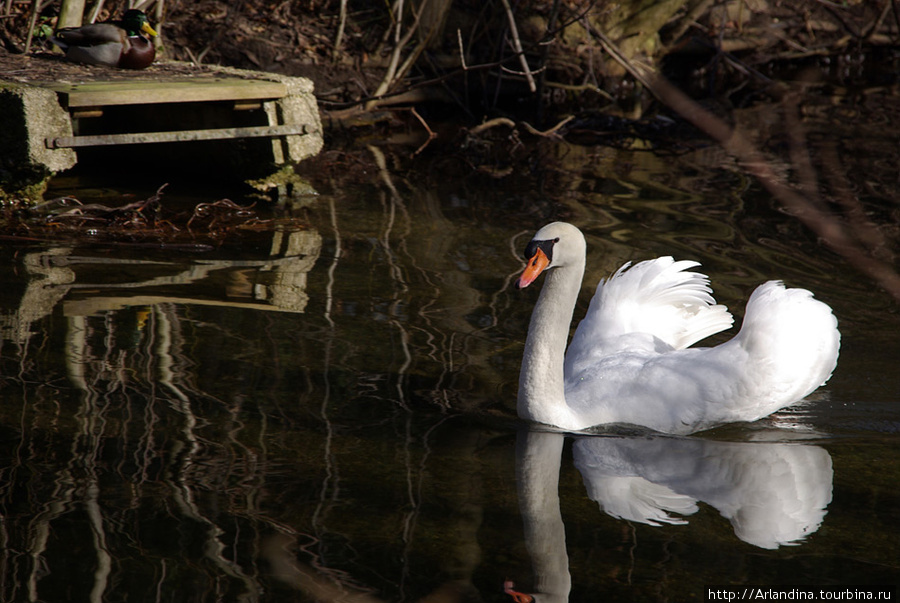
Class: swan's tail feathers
583,257,734,349
736,281,841,407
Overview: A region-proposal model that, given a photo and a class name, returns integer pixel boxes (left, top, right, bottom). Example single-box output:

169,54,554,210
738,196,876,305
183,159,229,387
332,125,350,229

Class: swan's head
516,222,586,289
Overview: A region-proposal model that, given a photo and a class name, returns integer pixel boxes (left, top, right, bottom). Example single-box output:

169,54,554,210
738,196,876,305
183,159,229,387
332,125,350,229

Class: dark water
1,112,899,601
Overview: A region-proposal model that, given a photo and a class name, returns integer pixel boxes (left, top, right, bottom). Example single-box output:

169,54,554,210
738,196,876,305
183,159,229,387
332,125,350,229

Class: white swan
516,222,840,434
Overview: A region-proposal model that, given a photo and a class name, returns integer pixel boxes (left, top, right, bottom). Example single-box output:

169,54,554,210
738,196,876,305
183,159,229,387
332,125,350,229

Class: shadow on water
0,106,899,601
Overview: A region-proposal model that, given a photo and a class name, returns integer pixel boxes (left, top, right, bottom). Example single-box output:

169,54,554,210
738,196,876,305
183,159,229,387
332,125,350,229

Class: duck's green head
122,9,157,37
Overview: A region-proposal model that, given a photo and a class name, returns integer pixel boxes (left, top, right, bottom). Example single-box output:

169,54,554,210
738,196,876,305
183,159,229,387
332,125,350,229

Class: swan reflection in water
510,428,833,602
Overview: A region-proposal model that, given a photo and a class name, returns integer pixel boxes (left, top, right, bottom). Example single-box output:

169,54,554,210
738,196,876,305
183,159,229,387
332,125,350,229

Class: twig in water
409,107,437,156
469,117,516,136
520,115,574,138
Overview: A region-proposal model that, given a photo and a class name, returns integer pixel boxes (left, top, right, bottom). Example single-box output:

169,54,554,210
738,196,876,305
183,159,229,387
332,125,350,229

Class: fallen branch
408,107,437,156
520,115,573,138
469,117,516,135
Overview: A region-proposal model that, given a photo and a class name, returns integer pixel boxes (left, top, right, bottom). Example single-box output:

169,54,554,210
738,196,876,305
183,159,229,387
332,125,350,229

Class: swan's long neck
518,261,584,428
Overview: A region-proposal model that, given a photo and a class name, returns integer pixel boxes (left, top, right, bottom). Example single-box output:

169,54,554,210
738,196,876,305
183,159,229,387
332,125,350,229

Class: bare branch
648,73,900,300
469,117,516,135
333,0,348,60
409,107,437,156
590,33,900,300
457,28,467,70
520,115,573,137
499,0,536,92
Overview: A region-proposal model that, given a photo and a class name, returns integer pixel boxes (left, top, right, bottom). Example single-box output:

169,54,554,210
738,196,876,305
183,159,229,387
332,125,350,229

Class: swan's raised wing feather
565,257,734,377
563,280,839,433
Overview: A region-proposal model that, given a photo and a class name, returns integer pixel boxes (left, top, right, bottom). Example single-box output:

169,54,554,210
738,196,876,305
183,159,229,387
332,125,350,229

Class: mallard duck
51,9,158,69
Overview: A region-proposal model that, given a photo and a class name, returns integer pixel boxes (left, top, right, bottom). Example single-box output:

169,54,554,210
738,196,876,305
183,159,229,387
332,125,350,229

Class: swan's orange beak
516,247,550,289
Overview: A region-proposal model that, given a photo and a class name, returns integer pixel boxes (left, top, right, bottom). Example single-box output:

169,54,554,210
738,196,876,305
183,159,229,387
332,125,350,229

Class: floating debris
1,183,309,249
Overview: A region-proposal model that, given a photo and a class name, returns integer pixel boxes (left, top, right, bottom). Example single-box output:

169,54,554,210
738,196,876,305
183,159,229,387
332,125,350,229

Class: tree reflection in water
1,139,898,600
0,210,504,602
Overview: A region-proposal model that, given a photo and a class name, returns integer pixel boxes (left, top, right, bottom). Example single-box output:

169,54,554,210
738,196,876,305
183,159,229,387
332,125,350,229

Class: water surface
1,110,898,601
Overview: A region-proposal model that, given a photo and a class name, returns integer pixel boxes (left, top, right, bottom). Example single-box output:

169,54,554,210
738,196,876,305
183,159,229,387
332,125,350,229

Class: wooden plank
46,78,288,108
47,124,309,148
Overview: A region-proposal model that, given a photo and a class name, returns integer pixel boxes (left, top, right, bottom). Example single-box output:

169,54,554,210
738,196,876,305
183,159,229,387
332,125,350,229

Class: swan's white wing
563,280,840,433
565,257,734,378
